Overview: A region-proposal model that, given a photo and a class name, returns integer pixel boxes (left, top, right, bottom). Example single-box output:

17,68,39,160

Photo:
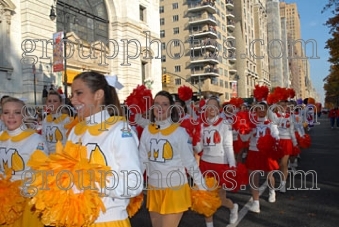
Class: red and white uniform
194,116,246,191
274,112,298,158
246,117,280,172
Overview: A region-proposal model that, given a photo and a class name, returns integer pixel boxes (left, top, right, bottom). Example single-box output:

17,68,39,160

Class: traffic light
162,74,170,84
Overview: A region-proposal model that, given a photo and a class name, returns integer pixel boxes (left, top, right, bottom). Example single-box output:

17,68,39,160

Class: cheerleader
246,102,280,212
0,97,48,227
273,99,298,193
68,72,143,227
139,91,206,227
195,96,239,226
42,90,72,153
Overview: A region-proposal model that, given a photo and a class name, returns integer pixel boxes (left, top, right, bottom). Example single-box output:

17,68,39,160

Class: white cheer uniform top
139,118,205,190
68,110,143,223
274,112,297,146
42,113,71,153
248,117,280,152
195,116,236,166
0,124,48,181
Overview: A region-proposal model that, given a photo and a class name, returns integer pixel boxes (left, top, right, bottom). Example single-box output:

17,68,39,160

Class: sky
285,0,334,104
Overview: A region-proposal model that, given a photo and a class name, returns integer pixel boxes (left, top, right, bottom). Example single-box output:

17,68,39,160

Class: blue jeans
330,117,335,127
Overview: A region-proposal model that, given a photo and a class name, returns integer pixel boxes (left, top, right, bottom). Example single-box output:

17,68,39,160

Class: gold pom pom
0,168,26,225
127,193,144,217
28,141,110,226
190,177,221,217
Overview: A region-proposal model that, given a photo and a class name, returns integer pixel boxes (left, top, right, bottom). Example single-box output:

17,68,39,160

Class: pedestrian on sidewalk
328,107,337,129
42,85,48,104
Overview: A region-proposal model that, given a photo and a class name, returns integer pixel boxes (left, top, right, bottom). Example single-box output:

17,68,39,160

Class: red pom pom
192,121,202,146
232,163,249,192
295,133,311,149
125,85,153,114
257,134,277,156
267,93,280,105
272,87,289,102
229,97,244,108
178,85,193,101
287,88,296,99
253,85,269,102
233,111,255,134
180,118,194,138
291,146,301,156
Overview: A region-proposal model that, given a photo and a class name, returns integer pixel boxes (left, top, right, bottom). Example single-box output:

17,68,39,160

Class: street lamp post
49,5,68,102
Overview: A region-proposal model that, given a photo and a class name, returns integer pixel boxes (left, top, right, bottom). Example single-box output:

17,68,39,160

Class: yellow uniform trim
148,123,179,136
0,129,36,142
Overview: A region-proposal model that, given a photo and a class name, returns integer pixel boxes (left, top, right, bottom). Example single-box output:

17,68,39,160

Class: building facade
159,0,238,102
233,0,270,98
0,0,162,104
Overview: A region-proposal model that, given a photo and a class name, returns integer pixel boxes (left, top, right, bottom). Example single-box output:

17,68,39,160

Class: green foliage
324,0,339,104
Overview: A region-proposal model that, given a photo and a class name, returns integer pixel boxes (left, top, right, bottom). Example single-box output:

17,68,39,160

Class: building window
162,55,166,62
159,6,164,13
173,15,179,22
175,65,181,72
225,92,229,100
174,53,181,58
161,42,166,50
225,82,228,88
160,30,165,38
173,27,179,34
140,5,146,21
211,78,218,85
219,79,224,87
172,3,178,9
173,40,180,46
160,18,165,25
175,78,181,85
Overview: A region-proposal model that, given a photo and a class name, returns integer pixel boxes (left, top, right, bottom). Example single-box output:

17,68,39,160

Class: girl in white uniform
68,72,143,227
194,96,239,226
0,97,48,227
42,90,71,153
139,91,206,227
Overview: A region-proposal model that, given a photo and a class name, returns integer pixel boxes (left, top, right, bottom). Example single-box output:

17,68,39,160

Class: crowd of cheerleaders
0,78,315,227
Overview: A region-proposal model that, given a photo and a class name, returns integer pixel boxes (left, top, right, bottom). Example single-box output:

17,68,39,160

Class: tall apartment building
280,1,307,98
233,0,269,98
159,0,236,102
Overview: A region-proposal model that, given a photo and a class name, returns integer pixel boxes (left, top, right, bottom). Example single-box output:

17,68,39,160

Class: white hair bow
104,75,124,90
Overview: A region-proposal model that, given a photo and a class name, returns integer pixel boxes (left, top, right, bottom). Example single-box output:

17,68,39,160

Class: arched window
56,0,109,43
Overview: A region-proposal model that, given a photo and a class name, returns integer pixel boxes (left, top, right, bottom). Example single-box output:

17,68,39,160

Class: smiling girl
42,90,71,153
67,71,142,227
0,97,48,227
139,90,206,227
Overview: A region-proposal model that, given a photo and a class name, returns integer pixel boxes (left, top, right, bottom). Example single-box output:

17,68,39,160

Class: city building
280,1,307,99
159,0,237,102
233,0,270,98
0,0,162,104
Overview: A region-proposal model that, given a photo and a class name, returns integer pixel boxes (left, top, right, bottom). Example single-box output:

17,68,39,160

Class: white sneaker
247,200,260,213
268,189,276,203
280,181,286,193
229,203,238,224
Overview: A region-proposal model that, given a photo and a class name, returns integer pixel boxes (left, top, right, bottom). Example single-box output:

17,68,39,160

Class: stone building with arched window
0,0,161,104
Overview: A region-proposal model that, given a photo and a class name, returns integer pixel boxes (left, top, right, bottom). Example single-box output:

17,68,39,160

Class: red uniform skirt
233,136,250,154
277,139,293,158
199,159,248,192
246,150,279,172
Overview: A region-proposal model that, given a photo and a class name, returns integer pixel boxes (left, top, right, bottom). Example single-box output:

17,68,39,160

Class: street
130,116,339,227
